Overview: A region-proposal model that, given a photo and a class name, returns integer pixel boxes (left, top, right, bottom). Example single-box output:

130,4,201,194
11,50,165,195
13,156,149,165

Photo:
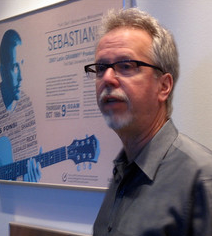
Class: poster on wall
0,0,123,188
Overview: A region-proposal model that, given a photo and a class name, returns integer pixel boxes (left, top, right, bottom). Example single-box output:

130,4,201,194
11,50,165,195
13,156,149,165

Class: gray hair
97,8,179,117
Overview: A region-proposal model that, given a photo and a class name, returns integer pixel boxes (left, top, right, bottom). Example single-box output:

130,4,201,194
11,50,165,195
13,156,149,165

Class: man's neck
115,107,168,163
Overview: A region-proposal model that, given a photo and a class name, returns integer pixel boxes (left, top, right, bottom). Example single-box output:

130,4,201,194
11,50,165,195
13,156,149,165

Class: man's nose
101,67,119,87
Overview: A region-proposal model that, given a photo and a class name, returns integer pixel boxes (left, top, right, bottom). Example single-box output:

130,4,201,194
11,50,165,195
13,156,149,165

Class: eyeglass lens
90,61,139,79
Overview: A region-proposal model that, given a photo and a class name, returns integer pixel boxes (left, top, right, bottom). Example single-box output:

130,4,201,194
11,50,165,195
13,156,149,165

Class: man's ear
158,73,173,102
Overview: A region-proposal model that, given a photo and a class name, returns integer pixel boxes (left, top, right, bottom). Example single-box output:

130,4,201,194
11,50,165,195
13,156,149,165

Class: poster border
0,0,110,191
0,179,107,191
0,0,124,189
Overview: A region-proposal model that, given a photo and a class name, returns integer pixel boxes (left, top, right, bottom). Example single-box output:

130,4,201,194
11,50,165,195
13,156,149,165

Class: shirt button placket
108,225,112,233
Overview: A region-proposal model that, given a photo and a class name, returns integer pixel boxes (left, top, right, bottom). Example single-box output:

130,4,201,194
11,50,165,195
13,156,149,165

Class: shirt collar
134,119,178,181
114,119,178,181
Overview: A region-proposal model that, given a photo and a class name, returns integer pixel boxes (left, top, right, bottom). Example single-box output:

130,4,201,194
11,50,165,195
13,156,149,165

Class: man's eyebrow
95,56,132,64
95,59,110,64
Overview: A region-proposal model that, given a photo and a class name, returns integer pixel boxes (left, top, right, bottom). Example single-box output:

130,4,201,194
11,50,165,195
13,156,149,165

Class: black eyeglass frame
84,60,164,79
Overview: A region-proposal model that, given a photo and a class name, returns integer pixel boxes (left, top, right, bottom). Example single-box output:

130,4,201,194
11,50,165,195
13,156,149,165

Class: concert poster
0,0,123,188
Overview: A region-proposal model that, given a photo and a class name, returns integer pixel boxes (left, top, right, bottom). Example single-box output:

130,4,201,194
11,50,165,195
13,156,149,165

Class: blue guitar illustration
0,134,100,181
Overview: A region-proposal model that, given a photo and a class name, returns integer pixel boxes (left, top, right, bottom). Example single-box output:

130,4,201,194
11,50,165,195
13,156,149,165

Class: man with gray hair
84,8,212,236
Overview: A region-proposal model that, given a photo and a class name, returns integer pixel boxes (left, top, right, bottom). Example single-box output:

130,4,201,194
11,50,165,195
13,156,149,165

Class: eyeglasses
84,60,164,80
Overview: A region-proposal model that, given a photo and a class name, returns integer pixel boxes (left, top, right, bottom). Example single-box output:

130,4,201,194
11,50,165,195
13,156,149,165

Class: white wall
0,0,66,20
0,182,105,235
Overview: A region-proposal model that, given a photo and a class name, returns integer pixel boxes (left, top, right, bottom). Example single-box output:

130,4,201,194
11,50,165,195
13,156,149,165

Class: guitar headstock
67,134,100,165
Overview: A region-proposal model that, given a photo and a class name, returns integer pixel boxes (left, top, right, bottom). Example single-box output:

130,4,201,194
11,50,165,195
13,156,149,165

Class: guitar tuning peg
77,164,80,172
88,162,92,170
83,162,86,170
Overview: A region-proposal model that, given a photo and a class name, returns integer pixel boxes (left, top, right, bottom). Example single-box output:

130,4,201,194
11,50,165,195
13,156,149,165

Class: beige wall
137,0,212,150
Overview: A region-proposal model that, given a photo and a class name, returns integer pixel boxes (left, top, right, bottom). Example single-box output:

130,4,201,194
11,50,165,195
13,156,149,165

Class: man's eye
96,65,106,74
119,62,134,71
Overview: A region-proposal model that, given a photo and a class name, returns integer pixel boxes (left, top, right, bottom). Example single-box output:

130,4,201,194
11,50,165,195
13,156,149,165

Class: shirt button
108,226,112,232
113,168,117,175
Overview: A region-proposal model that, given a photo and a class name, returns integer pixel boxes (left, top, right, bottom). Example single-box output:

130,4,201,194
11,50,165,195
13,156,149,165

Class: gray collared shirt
93,119,212,236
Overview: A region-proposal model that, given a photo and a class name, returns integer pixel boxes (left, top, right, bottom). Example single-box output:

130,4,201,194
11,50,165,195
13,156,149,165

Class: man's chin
103,113,133,130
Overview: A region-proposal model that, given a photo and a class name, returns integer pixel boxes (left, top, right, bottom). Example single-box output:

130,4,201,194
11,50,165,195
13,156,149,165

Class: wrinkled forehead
95,27,153,61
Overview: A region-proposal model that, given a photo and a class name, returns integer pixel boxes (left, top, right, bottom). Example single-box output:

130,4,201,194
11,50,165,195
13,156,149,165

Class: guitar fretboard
0,134,99,181
0,146,66,180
